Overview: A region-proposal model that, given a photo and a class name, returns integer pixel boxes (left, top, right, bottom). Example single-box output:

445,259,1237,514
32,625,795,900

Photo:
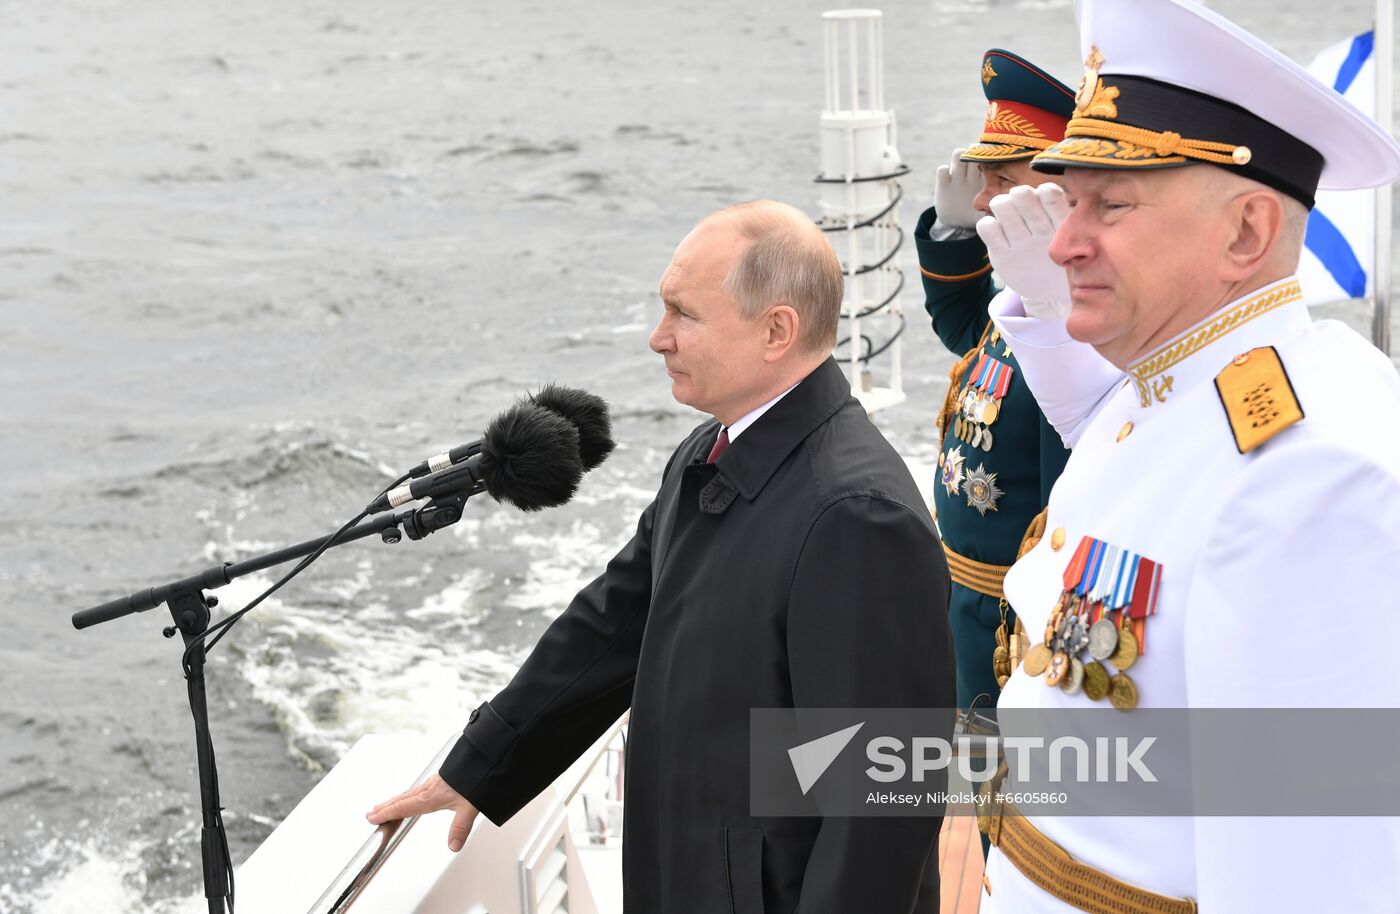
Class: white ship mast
816,9,909,413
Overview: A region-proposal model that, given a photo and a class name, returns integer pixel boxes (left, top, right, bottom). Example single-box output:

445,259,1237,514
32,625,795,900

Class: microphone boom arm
72,494,468,631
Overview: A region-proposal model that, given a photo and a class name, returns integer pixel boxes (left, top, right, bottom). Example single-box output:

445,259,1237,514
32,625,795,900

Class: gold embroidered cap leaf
985,107,1047,139
1073,79,1120,120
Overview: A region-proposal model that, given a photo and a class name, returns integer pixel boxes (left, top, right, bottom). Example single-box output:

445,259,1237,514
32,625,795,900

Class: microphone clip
403,494,466,542
378,493,468,545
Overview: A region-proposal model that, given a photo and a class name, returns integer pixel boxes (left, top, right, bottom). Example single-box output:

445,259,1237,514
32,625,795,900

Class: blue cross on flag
1299,31,1378,305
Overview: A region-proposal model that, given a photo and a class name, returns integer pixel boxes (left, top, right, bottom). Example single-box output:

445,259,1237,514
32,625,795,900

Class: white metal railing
306,739,458,914
297,717,626,914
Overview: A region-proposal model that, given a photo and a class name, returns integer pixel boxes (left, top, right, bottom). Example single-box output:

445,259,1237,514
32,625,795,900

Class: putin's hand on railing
368,774,480,852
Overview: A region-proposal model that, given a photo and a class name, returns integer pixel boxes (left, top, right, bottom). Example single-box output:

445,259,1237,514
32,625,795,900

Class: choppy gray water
0,0,1390,910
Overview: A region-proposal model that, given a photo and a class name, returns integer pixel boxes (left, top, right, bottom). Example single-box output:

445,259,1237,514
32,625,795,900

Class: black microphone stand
71,493,469,914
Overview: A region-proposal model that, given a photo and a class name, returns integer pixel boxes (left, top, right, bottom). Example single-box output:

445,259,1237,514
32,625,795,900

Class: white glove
933,147,982,230
976,183,1072,320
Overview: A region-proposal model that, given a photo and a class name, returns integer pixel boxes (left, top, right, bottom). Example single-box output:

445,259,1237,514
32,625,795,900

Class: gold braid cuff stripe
1060,117,1252,166
921,263,994,283
1128,281,1303,407
943,544,1012,599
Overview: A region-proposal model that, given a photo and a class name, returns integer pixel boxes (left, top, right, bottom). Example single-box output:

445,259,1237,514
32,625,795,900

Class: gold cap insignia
1072,47,1119,120
982,59,998,86
1074,46,1120,118
1077,48,1105,106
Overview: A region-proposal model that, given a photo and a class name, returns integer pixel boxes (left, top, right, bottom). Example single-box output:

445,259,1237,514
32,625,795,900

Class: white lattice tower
818,8,907,413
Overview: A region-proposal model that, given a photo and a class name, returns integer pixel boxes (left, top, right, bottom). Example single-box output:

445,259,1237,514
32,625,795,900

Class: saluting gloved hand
977,183,1072,320
933,147,983,230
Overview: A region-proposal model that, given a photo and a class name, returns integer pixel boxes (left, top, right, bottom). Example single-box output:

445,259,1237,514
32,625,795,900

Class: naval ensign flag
1299,30,1378,304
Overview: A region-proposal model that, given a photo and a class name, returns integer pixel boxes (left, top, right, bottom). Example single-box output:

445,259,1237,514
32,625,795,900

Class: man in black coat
370,200,955,913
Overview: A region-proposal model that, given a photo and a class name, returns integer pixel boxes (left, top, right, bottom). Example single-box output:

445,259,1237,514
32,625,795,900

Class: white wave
323,558,377,603
496,477,654,619
570,481,656,509
5,837,201,914
505,519,619,618
404,567,490,621
220,574,522,770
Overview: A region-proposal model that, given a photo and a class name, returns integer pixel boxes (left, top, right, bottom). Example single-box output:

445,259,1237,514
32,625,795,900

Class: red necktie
706,428,730,463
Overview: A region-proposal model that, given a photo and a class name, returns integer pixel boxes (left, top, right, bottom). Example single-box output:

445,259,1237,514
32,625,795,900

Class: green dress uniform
916,214,1068,711
915,50,1076,712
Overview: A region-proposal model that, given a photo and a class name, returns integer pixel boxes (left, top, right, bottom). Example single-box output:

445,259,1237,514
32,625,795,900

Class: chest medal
1022,535,1162,711
954,352,1015,453
940,444,966,496
964,463,1003,516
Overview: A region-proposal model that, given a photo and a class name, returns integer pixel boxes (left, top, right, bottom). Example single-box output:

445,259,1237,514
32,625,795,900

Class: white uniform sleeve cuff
929,217,977,242
988,288,1076,347
987,289,1126,448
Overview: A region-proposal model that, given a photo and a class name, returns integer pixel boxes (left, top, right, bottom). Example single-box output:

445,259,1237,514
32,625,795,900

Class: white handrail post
1374,0,1394,354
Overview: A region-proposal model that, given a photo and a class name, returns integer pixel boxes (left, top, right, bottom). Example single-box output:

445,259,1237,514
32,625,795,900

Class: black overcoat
440,357,955,913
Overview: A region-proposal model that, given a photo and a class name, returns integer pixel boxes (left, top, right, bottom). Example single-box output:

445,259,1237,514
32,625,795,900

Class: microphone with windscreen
526,383,615,472
404,385,615,478
369,402,584,514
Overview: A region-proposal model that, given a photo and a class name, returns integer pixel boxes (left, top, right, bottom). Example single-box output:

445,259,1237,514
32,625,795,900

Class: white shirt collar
725,383,800,442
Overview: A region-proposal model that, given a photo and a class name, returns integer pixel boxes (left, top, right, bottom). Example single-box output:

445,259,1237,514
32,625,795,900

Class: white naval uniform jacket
984,277,1400,913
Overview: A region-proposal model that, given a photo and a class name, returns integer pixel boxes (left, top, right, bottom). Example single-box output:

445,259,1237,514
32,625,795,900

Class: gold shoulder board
1214,346,1304,454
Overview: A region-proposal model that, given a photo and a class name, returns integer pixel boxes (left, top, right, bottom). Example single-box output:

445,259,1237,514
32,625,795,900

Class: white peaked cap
1033,0,1400,199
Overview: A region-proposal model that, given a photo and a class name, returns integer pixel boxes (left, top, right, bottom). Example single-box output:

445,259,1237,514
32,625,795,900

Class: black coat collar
702,357,854,503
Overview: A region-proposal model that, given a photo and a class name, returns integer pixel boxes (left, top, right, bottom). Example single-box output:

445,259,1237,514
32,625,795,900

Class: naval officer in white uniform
966,0,1400,911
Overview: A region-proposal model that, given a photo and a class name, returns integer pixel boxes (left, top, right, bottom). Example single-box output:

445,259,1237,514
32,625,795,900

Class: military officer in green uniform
914,50,1077,713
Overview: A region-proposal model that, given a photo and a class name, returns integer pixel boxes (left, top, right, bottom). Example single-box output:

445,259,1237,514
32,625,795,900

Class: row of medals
954,384,1000,451
1018,591,1141,711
